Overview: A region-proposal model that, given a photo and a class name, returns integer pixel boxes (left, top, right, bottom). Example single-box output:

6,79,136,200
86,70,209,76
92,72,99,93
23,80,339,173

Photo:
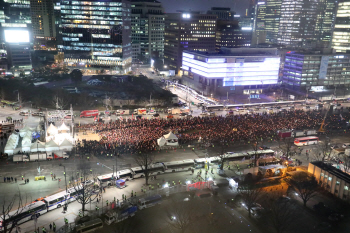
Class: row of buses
97,149,275,187
1,149,276,230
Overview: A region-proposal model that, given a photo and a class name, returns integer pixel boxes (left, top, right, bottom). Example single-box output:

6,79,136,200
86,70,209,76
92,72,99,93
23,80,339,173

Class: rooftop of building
209,7,232,11
184,47,279,57
311,161,350,184
285,48,346,56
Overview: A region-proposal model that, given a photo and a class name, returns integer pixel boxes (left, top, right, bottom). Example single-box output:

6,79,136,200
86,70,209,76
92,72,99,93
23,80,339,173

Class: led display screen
4,30,30,43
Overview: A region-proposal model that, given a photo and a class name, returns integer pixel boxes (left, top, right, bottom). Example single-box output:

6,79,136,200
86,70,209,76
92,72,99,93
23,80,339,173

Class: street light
60,164,67,192
164,65,167,69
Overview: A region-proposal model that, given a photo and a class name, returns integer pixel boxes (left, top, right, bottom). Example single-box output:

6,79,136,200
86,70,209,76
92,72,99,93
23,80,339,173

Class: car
331,145,339,149
64,114,72,119
153,113,160,117
167,115,174,119
259,145,270,150
19,111,29,116
94,117,104,122
179,113,188,117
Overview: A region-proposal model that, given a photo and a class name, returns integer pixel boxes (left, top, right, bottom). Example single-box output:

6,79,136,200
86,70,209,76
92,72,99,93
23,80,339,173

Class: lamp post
60,164,67,192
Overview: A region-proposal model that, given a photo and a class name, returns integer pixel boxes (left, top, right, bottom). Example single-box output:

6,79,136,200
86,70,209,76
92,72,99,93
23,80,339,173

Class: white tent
21,135,32,153
58,122,70,132
19,126,33,137
162,131,179,146
164,132,178,140
47,123,58,136
45,140,59,152
59,138,73,150
157,137,167,147
30,140,46,152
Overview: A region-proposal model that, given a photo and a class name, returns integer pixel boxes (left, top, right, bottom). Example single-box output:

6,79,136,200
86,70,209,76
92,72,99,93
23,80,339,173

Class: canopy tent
45,139,59,152
47,123,58,136
58,122,70,132
163,131,178,146
59,138,73,150
163,132,178,140
30,140,46,152
21,135,32,153
19,125,33,137
157,137,167,147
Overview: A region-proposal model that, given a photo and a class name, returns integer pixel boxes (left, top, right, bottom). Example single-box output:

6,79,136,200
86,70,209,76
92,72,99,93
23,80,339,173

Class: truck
167,108,181,115
13,154,29,162
116,109,130,115
277,130,292,139
105,205,138,225
30,153,52,161
13,153,53,162
293,130,305,137
80,110,99,118
52,151,70,159
305,129,317,136
148,109,156,115
133,108,147,115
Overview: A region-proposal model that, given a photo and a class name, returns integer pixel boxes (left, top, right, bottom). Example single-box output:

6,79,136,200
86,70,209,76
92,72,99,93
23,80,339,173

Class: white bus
43,191,70,211
75,218,103,233
163,160,194,173
294,136,319,146
97,173,115,187
138,194,162,210
1,201,47,227
117,169,133,181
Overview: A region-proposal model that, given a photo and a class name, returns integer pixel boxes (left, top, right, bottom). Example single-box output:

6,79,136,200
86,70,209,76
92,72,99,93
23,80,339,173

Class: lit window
328,177,332,181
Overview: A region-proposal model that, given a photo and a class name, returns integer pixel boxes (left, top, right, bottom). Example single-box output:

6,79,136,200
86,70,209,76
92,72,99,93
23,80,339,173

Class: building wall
59,0,132,73
283,52,350,90
308,163,350,201
216,20,252,50
30,0,55,38
131,1,165,63
164,13,217,74
332,1,350,53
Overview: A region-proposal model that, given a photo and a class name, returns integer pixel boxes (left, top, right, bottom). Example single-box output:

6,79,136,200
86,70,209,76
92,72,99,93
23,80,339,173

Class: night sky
160,0,250,16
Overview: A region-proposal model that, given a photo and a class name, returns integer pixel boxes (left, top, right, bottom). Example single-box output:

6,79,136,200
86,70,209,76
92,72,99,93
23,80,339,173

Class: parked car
259,145,270,150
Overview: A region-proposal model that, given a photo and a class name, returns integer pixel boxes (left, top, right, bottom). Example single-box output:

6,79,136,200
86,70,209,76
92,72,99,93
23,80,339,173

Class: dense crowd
75,110,348,156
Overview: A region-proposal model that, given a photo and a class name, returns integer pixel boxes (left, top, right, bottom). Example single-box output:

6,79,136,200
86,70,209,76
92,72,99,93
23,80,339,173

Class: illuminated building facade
59,0,132,74
207,7,235,20
282,50,350,90
181,48,280,95
131,0,165,63
29,0,56,50
164,12,217,74
277,0,337,49
1,0,31,25
253,0,282,45
332,1,350,53
216,20,252,50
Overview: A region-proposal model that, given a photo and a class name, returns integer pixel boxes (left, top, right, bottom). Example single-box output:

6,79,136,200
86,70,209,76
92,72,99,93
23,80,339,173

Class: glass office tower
59,0,132,74
332,1,350,53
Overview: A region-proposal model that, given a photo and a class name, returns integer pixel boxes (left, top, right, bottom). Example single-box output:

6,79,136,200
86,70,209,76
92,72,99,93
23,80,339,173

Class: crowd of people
74,109,348,156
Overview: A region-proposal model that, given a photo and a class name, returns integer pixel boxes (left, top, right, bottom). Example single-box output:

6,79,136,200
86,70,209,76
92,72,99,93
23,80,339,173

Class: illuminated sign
242,27,252,31
182,14,191,19
4,30,29,43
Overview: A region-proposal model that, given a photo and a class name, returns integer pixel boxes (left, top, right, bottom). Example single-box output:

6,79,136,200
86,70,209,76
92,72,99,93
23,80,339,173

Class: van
138,195,162,210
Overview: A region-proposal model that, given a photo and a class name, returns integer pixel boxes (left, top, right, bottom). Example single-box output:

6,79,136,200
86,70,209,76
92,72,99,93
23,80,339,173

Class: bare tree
278,137,295,158
70,162,100,215
134,153,154,185
311,138,332,162
165,196,199,233
260,193,301,233
238,183,263,217
286,171,319,207
0,191,28,233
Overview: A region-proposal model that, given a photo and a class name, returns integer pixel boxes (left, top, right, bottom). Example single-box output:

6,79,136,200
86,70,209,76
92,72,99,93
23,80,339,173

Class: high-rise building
164,12,217,74
59,0,132,74
253,0,282,45
131,0,165,64
1,0,31,25
282,50,350,90
29,0,56,50
216,20,252,50
278,0,337,49
332,1,350,53
207,7,235,20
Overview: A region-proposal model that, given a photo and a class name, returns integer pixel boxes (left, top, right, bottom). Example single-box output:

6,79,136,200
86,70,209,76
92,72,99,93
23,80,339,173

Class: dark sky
160,0,250,16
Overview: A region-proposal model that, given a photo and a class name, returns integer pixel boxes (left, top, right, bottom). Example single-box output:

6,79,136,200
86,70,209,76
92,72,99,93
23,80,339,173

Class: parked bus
138,195,162,210
294,136,319,146
163,160,194,173
117,169,133,181
75,218,103,233
97,173,114,187
1,201,47,227
43,191,70,210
